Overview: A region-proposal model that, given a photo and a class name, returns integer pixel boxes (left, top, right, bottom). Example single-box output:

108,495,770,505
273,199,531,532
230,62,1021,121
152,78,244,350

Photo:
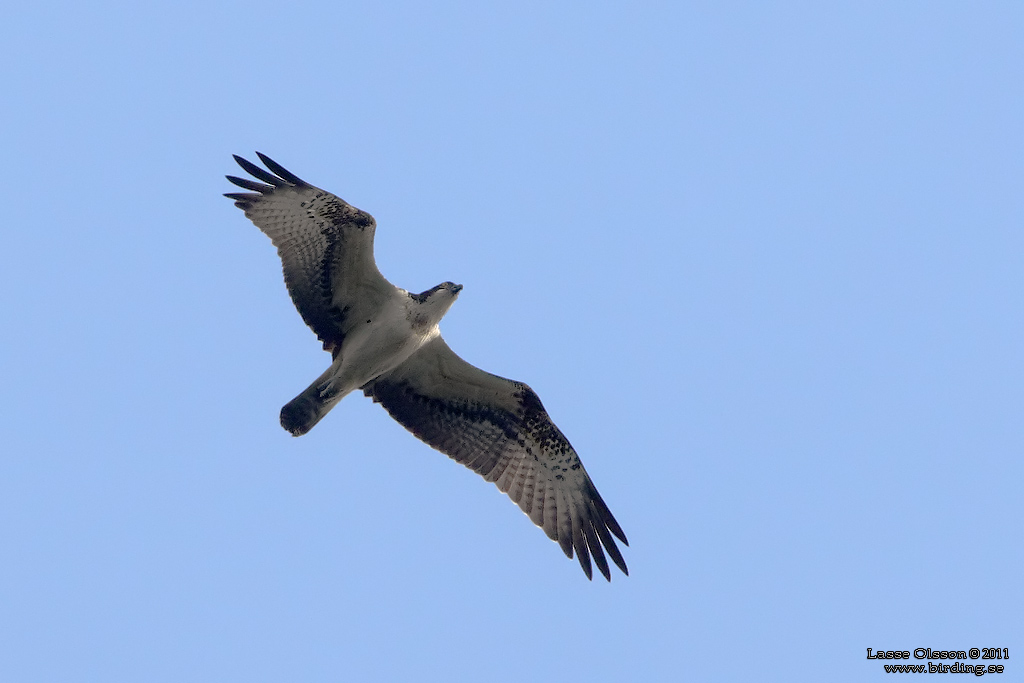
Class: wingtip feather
579,555,594,580
572,515,593,580
232,154,288,187
256,151,307,186
582,519,611,581
226,175,274,193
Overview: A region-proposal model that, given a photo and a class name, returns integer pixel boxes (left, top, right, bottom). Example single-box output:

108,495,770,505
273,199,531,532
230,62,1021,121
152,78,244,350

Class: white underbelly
330,311,437,392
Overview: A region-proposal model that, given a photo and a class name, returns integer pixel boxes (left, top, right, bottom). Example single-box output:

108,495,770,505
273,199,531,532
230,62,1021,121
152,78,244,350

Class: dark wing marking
225,153,393,351
363,336,628,580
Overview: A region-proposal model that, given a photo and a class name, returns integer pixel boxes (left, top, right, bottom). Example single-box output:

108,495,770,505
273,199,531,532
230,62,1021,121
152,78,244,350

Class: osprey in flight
224,153,628,580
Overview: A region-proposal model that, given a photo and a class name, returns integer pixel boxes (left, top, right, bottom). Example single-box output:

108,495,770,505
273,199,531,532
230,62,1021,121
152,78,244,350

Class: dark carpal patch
317,194,374,230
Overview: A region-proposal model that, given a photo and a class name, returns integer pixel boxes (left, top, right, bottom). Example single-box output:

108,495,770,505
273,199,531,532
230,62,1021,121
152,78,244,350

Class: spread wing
224,153,393,353
363,336,628,580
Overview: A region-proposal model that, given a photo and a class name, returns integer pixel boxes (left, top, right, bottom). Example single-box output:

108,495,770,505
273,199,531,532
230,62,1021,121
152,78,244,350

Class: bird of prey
224,153,628,580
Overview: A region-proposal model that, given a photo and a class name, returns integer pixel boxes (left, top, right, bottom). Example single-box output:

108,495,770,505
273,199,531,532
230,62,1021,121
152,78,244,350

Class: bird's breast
335,309,435,388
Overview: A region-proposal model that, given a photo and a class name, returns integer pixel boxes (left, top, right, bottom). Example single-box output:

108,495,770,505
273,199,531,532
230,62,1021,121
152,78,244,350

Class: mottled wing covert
225,153,392,352
364,336,628,580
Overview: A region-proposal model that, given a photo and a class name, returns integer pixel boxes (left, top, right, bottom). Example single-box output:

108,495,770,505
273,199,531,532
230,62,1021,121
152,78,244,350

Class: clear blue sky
2,2,1021,681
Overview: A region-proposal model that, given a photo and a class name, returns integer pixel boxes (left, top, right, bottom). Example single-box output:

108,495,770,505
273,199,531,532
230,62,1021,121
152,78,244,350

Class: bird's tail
279,368,345,436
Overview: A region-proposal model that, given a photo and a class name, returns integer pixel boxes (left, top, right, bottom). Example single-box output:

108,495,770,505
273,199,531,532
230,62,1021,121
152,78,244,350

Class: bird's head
411,281,463,325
